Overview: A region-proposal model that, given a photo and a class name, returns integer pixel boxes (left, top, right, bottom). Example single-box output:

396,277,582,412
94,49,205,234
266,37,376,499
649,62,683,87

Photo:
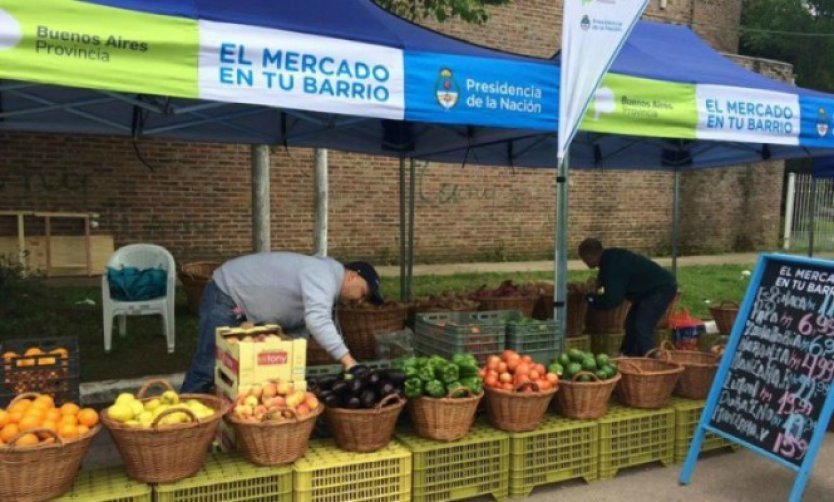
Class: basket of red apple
226,380,322,466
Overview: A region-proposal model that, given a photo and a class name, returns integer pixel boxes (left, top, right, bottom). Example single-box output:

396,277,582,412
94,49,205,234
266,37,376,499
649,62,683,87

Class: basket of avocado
550,349,621,419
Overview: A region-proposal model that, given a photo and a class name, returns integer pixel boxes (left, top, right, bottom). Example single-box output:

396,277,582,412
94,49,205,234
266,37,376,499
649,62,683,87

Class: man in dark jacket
578,238,677,356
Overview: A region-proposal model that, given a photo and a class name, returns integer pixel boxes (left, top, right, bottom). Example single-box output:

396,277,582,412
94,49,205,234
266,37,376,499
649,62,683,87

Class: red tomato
501,382,514,391
515,363,530,376
546,373,559,384
499,372,513,383
485,374,499,388
514,373,530,386
486,356,501,371
507,357,520,372
478,368,486,379
529,369,541,381
501,350,519,362
498,362,508,374
538,380,552,391
535,364,546,375
521,355,533,364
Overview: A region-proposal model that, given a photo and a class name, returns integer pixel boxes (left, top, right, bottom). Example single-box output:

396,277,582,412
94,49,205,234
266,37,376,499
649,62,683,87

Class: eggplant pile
311,365,406,410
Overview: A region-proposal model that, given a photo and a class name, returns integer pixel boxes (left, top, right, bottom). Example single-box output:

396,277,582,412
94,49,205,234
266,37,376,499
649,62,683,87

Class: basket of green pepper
395,354,484,441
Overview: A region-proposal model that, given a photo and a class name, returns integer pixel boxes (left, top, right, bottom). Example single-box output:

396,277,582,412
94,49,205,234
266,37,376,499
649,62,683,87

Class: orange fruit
7,411,23,424
13,433,39,447
50,348,69,359
24,347,44,357
24,407,45,420
18,414,41,432
57,423,78,439
77,424,89,436
41,420,57,433
0,423,20,442
33,395,54,409
45,409,62,422
60,403,80,416
1,351,18,361
77,409,99,428
9,399,31,413
60,414,78,426
0,410,8,427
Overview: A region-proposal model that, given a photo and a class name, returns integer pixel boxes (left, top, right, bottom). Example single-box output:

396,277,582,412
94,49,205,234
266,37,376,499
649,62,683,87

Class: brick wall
0,0,784,267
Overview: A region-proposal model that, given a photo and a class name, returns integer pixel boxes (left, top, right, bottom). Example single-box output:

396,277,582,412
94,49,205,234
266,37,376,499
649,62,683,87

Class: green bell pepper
452,353,478,368
435,362,460,384
417,364,436,383
404,377,424,398
460,377,484,395
393,356,417,370
457,363,479,378
424,379,447,398
446,381,468,398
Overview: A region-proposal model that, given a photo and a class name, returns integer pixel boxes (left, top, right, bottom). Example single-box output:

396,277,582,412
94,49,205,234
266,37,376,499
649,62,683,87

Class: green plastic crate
415,311,509,364
506,313,563,364
508,415,598,498
154,452,292,502
590,333,624,357
54,468,151,502
307,360,392,379
597,404,675,479
670,397,737,463
565,335,591,353
395,423,509,502
294,440,412,502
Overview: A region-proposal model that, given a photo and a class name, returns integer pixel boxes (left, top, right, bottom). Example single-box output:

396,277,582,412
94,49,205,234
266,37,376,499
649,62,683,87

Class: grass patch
0,264,753,383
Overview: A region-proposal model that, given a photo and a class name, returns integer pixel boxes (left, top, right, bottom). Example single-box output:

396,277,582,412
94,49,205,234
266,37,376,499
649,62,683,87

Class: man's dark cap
345,261,383,305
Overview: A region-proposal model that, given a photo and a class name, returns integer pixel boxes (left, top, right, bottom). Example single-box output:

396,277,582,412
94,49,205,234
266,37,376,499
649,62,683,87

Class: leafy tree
375,0,512,24
740,0,834,91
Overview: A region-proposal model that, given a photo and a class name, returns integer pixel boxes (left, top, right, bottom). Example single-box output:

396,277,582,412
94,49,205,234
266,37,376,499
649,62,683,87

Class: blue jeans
621,284,678,357
181,281,239,393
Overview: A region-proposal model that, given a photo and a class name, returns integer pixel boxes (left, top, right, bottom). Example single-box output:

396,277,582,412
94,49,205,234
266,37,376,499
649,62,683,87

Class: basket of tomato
482,350,559,432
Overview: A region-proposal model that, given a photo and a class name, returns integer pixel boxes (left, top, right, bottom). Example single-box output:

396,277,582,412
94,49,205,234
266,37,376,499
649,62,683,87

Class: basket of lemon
0,392,101,501
100,379,225,483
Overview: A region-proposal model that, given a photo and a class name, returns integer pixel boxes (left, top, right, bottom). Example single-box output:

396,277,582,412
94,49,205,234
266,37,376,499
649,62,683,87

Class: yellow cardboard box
214,324,307,394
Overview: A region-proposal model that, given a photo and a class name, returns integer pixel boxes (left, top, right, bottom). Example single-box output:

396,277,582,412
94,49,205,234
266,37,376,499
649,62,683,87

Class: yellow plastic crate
508,415,598,498
598,404,675,479
670,397,737,463
154,452,292,502
395,422,509,502
54,468,151,502
565,335,591,353
590,333,624,357
294,440,412,502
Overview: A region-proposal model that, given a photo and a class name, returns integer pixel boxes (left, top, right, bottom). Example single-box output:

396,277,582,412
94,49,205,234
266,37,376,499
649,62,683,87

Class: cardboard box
215,324,307,396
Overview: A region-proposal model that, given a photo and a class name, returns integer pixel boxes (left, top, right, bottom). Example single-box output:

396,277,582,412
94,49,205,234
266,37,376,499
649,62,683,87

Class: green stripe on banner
0,0,198,97
579,73,697,139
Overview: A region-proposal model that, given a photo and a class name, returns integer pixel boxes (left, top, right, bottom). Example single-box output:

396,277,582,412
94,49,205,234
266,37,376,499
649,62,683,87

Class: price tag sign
680,254,834,502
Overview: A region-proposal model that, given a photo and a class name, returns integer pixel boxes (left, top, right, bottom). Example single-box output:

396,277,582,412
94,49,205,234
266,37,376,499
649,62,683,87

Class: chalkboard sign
681,254,834,502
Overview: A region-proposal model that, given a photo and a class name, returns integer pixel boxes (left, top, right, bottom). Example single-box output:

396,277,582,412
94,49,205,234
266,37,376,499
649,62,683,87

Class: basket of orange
100,379,226,483
0,392,100,502
482,350,559,432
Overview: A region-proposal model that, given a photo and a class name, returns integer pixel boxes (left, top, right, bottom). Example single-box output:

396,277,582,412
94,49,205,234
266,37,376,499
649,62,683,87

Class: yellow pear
161,390,180,405
107,403,134,423
144,398,161,412
129,400,144,417
115,393,135,405
138,411,154,427
125,420,141,427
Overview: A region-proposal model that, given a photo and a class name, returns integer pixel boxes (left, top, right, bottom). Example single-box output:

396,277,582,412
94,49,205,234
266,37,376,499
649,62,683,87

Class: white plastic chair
102,244,176,353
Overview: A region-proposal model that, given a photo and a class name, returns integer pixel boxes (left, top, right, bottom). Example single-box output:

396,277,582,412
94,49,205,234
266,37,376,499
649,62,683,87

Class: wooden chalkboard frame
680,253,834,502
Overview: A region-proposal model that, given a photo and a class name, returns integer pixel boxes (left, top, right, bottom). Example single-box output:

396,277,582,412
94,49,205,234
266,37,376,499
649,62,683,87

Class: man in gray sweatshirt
181,252,383,393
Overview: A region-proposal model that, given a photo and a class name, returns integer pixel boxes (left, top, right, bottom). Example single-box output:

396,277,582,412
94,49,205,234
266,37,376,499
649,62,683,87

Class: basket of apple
100,379,225,483
226,380,322,466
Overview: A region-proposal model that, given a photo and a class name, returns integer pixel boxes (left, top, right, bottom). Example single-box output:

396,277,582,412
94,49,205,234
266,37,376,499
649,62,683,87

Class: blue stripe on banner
800,96,834,148
404,51,558,131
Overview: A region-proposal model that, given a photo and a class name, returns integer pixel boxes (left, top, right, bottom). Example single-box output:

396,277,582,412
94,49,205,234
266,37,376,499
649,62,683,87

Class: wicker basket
325,394,406,452
337,304,408,360
0,424,100,502
306,338,337,366
532,290,588,338
178,261,222,315
407,389,482,442
613,357,684,409
651,343,720,399
478,295,536,317
484,382,557,432
709,301,740,335
657,290,683,329
226,404,323,466
554,371,621,419
101,379,226,483
585,300,632,334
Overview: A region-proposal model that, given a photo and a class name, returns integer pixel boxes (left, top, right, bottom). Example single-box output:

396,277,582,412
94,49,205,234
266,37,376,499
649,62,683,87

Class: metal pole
399,157,406,301
251,144,271,252
783,173,796,251
313,148,328,256
407,159,416,301
672,170,680,277
808,176,817,257
554,154,569,353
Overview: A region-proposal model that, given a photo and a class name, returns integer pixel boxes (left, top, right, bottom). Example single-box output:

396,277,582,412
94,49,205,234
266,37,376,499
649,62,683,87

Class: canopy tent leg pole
407,158,416,302
809,176,817,258
553,155,569,354
251,144,271,253
672,170,680,277
783,173,796,251
313,148,328,256
399,157,406,301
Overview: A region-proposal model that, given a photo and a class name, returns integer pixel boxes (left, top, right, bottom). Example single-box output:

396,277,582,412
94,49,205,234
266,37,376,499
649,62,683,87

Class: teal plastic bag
107,266,167,301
